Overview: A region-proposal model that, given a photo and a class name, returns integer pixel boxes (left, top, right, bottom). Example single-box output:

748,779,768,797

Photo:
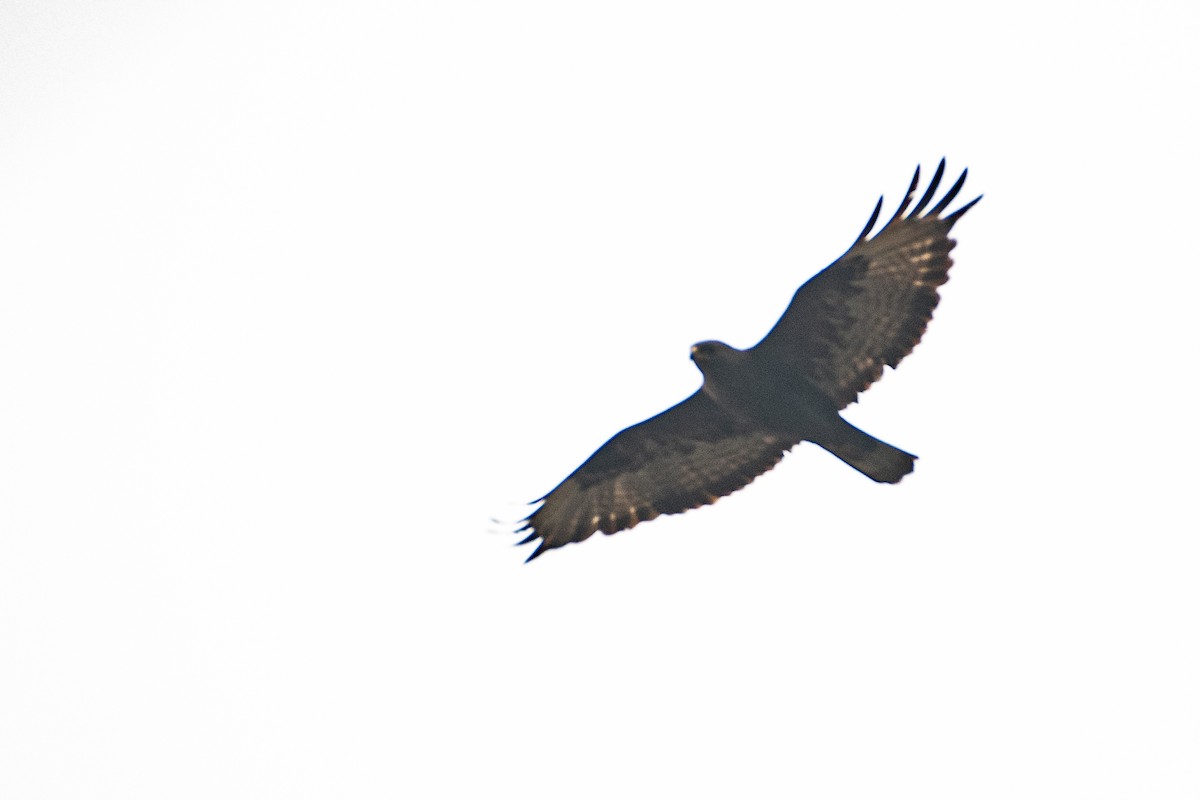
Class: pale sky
2,2,1198,798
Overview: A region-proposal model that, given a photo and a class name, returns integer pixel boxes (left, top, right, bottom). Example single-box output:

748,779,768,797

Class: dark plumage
517,161,980,560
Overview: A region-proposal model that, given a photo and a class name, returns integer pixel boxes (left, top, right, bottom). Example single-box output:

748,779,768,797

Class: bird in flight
517,160,980,561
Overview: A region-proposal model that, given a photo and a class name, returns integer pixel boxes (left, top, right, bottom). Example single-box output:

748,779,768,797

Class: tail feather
817,419,916,484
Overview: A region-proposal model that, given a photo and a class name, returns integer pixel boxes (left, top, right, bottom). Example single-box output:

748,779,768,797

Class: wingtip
855,195,884,242
910,159,947,217
945,193,983,224
883,166,922,228
929,167,969,217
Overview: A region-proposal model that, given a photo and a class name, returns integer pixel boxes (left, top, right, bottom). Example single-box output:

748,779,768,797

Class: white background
2,2,1198,798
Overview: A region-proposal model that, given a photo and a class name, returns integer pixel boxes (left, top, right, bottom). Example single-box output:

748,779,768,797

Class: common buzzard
517,161,979,561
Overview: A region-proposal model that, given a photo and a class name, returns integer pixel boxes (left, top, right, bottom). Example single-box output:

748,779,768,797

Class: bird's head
689,340,742,375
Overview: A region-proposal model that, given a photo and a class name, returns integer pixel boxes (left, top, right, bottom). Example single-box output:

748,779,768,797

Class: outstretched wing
752,160,981,409
517,390,797,561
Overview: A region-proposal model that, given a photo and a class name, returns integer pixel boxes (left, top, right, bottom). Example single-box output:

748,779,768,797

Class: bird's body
517,161,979,560
691,341,916,485
692,341,837,435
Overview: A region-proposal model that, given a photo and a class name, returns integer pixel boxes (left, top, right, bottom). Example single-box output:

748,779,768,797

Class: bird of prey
517,161,980,561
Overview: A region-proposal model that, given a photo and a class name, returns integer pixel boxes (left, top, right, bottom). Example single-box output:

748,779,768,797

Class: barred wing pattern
517,391,798,561
752,160,980,409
